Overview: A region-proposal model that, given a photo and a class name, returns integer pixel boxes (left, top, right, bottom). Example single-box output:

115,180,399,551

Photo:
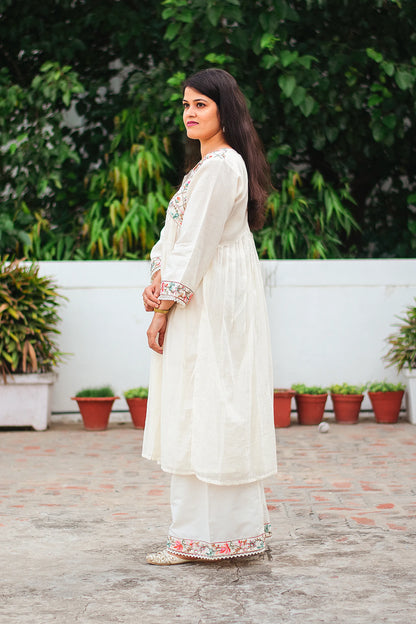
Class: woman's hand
147,313,167,354
142,272,161,311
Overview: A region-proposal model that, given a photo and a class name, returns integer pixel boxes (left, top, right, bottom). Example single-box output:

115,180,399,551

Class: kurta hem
141,454,277,486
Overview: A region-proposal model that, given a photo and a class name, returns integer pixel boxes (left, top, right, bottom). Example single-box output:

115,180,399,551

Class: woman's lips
186,121,198,127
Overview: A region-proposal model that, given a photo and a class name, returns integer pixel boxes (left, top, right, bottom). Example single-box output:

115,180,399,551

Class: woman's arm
146,297,176,354
159,157,239,306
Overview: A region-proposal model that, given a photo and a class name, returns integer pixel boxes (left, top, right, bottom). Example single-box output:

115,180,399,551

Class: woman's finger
147,316,167,354
142,286,160,306
158,324,166,348
148,333,163,354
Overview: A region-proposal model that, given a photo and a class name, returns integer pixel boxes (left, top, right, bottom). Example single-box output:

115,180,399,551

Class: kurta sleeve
150,214,173,281
159,157,240,306
150,235,162,280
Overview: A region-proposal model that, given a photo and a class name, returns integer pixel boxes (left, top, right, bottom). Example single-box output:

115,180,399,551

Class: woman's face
182,86,222,144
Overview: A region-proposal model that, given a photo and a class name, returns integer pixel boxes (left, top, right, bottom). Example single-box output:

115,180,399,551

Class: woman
142,68,277,565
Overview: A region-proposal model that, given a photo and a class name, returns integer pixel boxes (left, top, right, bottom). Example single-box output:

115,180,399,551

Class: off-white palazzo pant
166,474,271,560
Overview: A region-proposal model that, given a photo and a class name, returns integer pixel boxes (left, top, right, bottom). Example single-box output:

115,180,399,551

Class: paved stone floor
0,416,415,623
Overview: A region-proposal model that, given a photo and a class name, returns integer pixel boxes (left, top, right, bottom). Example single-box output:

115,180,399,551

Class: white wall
37,260,416,416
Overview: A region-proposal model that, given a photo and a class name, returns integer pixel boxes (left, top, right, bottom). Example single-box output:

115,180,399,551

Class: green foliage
84,125,174,259
0,63,84,257
384,299,416,372
0,259,66,377
0,0,172,261
75,386,116,398
158,0,416,258
124,387,149,399
292,384,328,395
1,0,416,259
255,171,358,259
367,381,406,393
330,383,366,395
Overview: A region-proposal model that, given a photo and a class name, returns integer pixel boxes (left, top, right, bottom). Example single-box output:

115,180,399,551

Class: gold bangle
154,308,169,315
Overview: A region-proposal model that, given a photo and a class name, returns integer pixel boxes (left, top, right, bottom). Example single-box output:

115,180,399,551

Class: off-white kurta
142,148,277,486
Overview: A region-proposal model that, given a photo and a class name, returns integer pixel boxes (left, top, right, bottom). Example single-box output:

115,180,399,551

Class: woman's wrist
154,300,175,314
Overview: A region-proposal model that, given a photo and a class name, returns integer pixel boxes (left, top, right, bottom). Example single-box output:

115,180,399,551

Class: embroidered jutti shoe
146,549,195,565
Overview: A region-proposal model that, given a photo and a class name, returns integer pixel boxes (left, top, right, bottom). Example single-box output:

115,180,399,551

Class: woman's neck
200,134,231,158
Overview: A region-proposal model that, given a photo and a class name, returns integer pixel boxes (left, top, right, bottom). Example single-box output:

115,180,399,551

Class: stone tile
0,421,415,623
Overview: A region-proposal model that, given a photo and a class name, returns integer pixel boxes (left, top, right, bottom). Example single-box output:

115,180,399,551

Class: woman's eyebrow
182,97,208,103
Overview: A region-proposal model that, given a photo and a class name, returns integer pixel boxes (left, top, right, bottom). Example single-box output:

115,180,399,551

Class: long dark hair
183,69,270,230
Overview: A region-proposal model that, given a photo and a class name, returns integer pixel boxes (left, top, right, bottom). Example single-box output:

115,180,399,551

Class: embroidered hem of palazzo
166,475,271,561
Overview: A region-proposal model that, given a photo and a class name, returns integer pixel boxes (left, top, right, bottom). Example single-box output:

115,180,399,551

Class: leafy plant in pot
124,387,148,429
0,259,66,430
72,386,119,431
329,384,366,425
292,384,328,426
384,299,416,424
273,388,295,427
367,381,406,424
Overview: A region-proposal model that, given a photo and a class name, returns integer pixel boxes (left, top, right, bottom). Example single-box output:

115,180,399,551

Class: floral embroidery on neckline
167,149,233,227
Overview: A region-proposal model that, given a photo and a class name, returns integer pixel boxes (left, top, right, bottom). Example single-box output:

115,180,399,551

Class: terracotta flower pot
273,389,295,427
331,393,364,424
71,397,119,431
126,397,148,429
295,393,328,425
368,391,405,424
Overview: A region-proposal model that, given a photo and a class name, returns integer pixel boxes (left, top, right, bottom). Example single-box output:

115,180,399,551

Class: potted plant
384,299,416,424
367,381,406,424
0,259,65,430
292,384,328,426
273,388,295,427
71,386,119,431
329,384,366,425
124,387,148,428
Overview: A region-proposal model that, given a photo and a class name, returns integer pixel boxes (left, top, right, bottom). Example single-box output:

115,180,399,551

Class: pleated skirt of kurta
142,230,277,487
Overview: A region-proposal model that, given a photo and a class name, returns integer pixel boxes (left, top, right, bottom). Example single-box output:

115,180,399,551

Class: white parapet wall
37,259,416,420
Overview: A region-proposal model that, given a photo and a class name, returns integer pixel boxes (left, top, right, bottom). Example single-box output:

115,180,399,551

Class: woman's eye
196,102,205,108
183,103,189,109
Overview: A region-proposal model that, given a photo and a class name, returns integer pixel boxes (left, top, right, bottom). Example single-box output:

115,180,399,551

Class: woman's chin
186,130,199,140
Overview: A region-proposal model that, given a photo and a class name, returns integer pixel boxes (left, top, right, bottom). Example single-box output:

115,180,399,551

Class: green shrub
292,384,328,395
84,130,174,260
330,383,366,395
124,387,148,399
367,381,405,393
384,299,416,372
256,171,358,260
0,258,66,378
75,386,116,398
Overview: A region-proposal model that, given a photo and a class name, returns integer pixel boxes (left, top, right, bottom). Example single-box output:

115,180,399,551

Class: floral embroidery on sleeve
150,257,161,279
159,280,194,306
